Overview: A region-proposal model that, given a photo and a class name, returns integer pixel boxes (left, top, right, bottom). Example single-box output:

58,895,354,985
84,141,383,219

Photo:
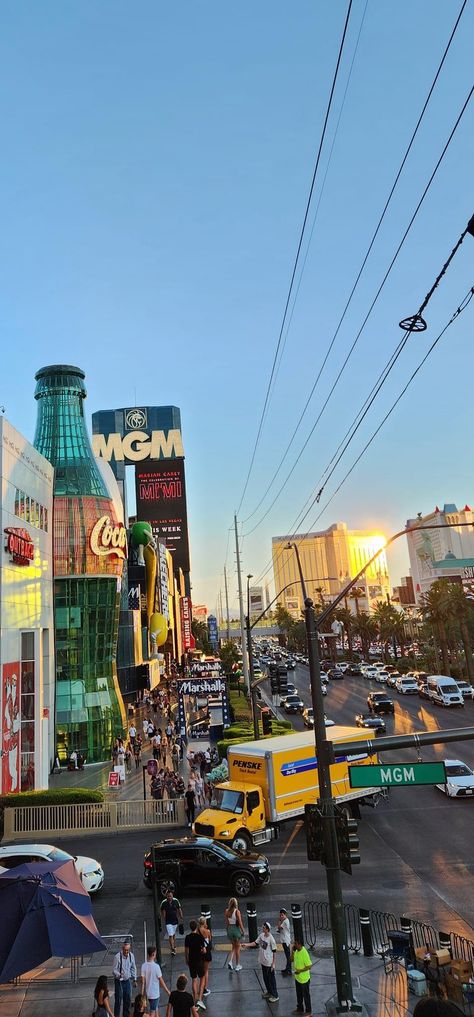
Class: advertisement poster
2,663,21,794
135,459,190,574
180,596,194,650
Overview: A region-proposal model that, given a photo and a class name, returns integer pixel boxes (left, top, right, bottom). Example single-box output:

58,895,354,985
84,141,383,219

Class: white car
436,760,474,798
0,843,104,894
457,680,474,701
375,671,390,684
395,676,419,695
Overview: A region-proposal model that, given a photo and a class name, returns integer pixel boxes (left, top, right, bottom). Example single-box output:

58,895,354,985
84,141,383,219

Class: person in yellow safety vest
291,936,313,1017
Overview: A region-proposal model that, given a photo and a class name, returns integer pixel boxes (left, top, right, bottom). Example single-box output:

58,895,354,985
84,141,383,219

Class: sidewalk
0,934,419,1017
49,703,193,801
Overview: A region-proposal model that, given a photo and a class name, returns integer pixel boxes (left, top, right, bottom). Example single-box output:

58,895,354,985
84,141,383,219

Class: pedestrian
194,774,204,808
277,907,292,976
128,723,137,746
185,920,206,1005
196,918,212,1009
140,944,170,1017
242,921,278,1003
148,720,156,741
143,717,149,739
225,897,244,971
166,720,173,739
166,974,199,1017
160,888,183,956
152,732,161,760
93,975,114,1017
185,784,196,828
172,740,180,773
134,737,142,769
125,742,133,775
292,935,313,1016
161,733,168,765
413,1002,461,1017
131,994,149,1017
112,938,137,1017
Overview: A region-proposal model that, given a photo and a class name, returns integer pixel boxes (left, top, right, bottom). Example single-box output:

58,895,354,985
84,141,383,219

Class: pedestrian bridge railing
3,798,186,840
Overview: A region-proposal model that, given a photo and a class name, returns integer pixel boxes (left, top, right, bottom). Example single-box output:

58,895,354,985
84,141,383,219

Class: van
426,675,464,707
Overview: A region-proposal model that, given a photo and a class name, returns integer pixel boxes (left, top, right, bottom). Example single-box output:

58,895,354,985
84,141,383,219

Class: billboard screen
135,459,190,574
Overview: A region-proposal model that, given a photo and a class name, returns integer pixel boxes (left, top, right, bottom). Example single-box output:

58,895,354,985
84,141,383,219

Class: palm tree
349,587,365,617
419,582,451,675
335,607,354,658
354,610,378,661
372,601,401,663
443,582,474,682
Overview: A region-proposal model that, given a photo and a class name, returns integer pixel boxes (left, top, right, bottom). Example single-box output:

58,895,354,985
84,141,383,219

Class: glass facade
20,632,35,790
34,365,126,762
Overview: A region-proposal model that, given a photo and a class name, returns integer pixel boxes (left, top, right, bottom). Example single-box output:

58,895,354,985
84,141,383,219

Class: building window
14,489,49,531
20,632,35,791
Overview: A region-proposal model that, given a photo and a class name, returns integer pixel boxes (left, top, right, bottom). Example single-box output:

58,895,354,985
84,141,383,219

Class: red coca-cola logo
4,527,35,566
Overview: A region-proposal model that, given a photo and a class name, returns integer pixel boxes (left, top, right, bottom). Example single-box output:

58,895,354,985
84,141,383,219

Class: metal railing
303,900,474,962
3,798,186,840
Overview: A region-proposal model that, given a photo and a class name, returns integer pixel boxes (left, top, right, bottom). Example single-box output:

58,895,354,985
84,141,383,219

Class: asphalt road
50,661,474,951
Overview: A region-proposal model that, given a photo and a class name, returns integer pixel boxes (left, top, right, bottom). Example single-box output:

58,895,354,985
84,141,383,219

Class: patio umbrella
0,859,106,982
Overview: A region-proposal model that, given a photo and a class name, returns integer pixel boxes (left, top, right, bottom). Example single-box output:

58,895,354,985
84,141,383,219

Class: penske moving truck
193,726,381,852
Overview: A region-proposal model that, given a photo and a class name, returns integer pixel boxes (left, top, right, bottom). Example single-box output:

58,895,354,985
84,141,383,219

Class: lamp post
286,542,356,1011
285,519,474,1012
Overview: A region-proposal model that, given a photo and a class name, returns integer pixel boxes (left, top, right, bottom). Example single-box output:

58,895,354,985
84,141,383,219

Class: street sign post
349,761,446,788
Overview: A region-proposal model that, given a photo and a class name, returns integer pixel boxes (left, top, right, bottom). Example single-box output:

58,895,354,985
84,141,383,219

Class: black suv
367,692,394,714
143,837,271,898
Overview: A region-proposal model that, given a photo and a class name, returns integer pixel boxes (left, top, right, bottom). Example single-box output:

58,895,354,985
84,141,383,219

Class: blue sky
1,2,473,613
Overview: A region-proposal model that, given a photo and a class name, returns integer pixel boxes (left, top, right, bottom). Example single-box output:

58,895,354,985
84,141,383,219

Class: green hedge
0,787,104,809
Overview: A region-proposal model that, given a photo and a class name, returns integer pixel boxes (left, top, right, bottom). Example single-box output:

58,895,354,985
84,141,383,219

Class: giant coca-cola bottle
34,365,126,762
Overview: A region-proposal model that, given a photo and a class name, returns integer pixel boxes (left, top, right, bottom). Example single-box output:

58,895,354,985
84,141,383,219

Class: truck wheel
231,831,252,853
231,872,254,897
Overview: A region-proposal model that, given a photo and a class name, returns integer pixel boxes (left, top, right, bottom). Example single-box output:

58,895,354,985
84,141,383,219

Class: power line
235,0,355,516
304,283,474,532
251,211,474,587
240,0,469,529
243,80,474,539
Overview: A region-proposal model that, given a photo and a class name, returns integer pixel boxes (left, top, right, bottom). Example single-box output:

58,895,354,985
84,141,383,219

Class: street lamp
286,542,356,1012
285,519,474,1012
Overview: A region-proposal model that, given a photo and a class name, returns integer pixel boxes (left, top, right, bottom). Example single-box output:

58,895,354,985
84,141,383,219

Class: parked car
0,843,104,894
367,692,394,714
143,837,271,896
435,760,474,798
355,714,386,735
395,676,419,695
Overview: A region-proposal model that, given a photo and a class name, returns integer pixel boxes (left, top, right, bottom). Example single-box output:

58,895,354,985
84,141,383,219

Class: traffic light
262,711,272,735
335,806,360,874
305,804,326,864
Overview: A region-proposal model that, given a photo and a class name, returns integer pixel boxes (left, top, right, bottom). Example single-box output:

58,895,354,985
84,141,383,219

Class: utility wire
263,0,370,422
241,0,469,528
251,212,474,588
243,81,474,539
304,284,474,533
235,0,354,516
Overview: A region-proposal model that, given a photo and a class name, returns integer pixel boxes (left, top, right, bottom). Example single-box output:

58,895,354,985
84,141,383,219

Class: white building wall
0,417,54,792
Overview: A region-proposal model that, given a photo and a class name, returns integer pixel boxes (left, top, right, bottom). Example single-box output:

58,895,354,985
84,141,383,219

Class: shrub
0,787,104,809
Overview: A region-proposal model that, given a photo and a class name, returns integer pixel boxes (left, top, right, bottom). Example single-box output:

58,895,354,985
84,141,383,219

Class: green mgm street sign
349,761,447,788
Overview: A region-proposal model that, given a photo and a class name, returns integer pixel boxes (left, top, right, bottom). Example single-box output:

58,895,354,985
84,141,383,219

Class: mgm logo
125,407,147,430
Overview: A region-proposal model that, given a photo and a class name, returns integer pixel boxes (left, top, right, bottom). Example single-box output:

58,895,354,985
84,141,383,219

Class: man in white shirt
277,907,292,975
128,724,137,746
112,938,137,1017
243,921,279,1002
141,944,170,1017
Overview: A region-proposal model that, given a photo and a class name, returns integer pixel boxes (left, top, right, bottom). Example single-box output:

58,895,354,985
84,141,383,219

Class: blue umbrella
0,859,106,982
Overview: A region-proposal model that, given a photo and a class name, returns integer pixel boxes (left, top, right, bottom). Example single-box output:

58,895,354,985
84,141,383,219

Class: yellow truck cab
194,726,380,852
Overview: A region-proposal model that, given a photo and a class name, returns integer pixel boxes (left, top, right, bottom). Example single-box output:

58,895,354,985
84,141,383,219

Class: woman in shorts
225,897,245,971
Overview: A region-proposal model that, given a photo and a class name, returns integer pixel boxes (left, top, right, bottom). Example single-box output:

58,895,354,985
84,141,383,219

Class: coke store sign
4,527,35,566
90,515,128,560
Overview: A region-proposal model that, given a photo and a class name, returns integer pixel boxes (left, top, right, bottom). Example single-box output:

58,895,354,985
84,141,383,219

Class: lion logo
125,407,147,430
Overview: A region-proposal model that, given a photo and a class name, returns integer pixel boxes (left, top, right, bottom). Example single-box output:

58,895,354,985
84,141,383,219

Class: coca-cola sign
90,515,128,560
4,527,35,566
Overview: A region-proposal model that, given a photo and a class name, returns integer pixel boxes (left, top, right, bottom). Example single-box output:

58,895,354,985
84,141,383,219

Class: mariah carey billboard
135,460,190,575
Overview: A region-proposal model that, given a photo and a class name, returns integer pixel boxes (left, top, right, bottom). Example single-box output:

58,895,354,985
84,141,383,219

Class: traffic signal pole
288,543,358,1013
